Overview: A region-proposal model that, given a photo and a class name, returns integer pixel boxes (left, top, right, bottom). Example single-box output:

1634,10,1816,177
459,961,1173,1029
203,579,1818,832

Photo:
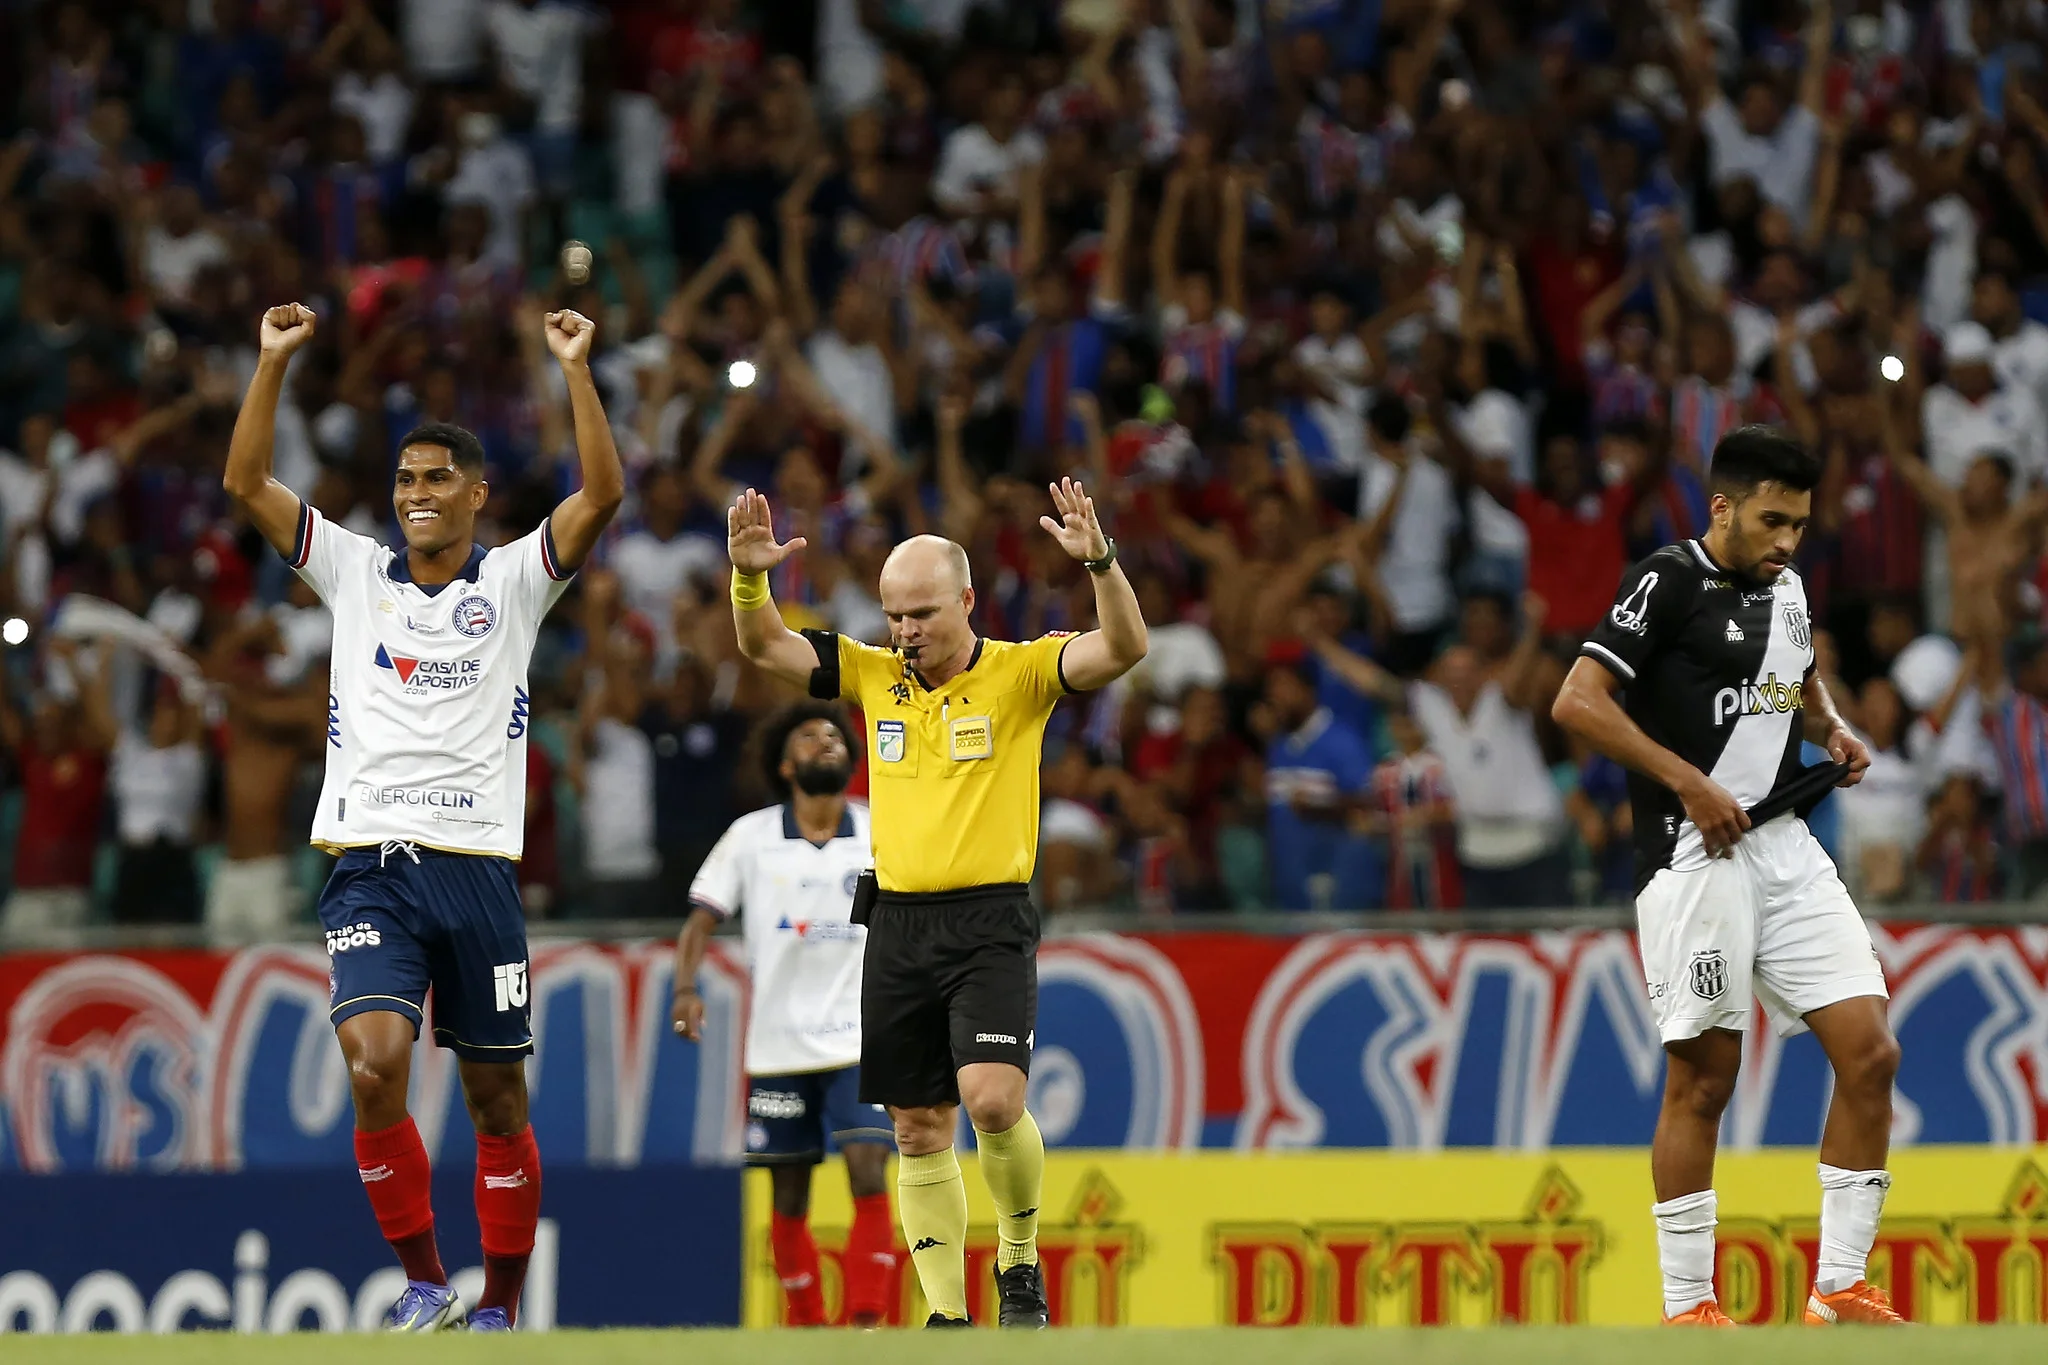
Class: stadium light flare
1,618,26,646
1880,355,1905,383
729,360,758,390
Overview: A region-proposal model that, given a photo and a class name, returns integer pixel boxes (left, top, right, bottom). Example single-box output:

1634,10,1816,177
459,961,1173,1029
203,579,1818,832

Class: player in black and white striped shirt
1555,427,1904,1327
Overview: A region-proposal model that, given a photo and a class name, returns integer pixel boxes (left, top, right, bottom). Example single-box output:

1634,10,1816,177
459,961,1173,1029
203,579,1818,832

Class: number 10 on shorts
492,961,529,1012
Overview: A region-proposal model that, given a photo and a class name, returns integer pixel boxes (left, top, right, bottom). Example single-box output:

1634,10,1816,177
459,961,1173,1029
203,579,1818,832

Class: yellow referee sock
897,1148,969,1320
975,1110,1044,1271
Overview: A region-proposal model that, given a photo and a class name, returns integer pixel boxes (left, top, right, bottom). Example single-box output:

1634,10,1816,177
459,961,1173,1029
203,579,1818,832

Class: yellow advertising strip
741,1147,2048,1328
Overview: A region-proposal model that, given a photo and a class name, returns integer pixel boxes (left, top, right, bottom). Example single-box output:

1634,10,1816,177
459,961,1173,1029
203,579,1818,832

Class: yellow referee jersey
819,631,1076,893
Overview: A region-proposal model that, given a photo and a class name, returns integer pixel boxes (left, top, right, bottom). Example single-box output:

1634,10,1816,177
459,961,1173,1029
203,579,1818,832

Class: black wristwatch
1084,538,1118,575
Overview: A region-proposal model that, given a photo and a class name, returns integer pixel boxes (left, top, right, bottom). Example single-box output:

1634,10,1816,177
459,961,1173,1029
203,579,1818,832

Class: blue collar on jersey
388,542,488,595
782,805,857,842
908,636,984,691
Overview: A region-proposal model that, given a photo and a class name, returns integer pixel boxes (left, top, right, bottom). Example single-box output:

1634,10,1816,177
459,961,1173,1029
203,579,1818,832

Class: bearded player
671,702,897,1327
1554,427,1901,1326
223,303,623,1331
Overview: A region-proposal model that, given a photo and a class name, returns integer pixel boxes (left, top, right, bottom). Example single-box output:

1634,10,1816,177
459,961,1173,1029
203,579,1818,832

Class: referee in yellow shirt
726,477,1148,1328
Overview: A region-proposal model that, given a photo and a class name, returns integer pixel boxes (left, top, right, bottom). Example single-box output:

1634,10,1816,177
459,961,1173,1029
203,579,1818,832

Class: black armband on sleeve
800,628,842,701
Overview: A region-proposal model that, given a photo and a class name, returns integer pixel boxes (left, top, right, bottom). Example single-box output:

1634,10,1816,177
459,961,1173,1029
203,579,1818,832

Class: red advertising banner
2,926,2044,1170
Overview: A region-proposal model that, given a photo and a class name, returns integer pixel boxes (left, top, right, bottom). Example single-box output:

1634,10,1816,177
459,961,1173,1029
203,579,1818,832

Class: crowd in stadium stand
2,0,2047,927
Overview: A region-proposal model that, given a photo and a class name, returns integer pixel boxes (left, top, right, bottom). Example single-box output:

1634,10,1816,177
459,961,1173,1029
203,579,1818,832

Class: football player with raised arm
222,304,623,1331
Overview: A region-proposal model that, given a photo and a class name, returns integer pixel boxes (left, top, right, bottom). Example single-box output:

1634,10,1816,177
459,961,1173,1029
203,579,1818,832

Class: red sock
843,1193,896,1326
355,1118,445,1285
474,1126,542,1321
770,1213,827,1326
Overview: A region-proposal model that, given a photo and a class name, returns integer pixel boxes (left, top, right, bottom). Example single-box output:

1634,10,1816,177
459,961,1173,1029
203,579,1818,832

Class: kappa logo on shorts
491,961,529,1012
1689,950,1729,1002
912,1237,945,1252
975,1032,1019,1046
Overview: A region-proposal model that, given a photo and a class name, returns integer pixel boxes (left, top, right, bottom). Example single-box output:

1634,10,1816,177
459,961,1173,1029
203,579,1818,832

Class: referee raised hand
727,478,1148,1328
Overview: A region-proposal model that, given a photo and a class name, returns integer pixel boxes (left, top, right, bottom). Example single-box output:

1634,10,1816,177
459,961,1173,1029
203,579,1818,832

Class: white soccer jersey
289,502,572,859
690,803,872,1076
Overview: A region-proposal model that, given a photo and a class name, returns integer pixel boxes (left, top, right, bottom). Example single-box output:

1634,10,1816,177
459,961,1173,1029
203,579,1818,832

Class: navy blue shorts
744,1066,893,1166
318,844,532,1063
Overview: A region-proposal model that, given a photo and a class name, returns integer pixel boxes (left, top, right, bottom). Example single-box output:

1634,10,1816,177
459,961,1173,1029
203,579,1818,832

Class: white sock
1652,1189,1717,1317
1815,1164,1891,1296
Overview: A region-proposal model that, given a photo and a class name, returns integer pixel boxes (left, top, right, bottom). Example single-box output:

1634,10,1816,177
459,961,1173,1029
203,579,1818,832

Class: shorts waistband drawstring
380,840,422,867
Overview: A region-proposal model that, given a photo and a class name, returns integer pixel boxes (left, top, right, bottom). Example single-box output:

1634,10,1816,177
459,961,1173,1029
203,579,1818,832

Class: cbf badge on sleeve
876,719,906,763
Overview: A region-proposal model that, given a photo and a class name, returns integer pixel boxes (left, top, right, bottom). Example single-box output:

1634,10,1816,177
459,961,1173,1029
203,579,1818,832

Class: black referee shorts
858,882,1038,1109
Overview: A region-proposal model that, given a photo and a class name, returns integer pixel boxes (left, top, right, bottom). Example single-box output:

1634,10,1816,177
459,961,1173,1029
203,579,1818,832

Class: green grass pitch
6,1328,2047,1364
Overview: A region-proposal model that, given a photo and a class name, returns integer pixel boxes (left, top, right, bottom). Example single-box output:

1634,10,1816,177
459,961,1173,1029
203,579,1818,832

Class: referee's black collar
782,804,857,843
389,542,489,592
908,636,984,691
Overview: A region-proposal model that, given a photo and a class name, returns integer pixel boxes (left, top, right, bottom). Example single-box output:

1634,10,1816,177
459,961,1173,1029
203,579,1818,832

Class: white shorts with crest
1636,814,1889,1044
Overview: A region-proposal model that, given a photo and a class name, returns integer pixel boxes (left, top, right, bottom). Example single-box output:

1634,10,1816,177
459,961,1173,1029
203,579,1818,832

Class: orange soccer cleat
1663,1299,1737,1326
1805,1281,1905,1324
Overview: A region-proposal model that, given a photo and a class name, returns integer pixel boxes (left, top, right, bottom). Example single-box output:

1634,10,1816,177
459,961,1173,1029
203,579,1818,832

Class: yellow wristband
731,568,770,611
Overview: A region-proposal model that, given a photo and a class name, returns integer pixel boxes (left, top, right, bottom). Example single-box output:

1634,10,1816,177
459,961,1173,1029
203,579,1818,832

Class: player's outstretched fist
728,488,807,575
259,304,316,357
544,309,596,365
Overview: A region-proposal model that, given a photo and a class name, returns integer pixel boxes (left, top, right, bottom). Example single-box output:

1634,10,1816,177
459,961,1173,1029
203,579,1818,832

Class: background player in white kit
670,702,898,1327
223,303,623,1332
1554,427,1903,1327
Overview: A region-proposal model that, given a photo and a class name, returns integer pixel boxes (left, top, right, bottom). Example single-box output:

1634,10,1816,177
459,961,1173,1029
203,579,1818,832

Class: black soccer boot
925,1313,973,1328
995,1262,1050,1328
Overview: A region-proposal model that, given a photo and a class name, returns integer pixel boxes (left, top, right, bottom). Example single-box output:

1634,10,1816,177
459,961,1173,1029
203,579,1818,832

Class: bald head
878,535,975,669
882,535,972,595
